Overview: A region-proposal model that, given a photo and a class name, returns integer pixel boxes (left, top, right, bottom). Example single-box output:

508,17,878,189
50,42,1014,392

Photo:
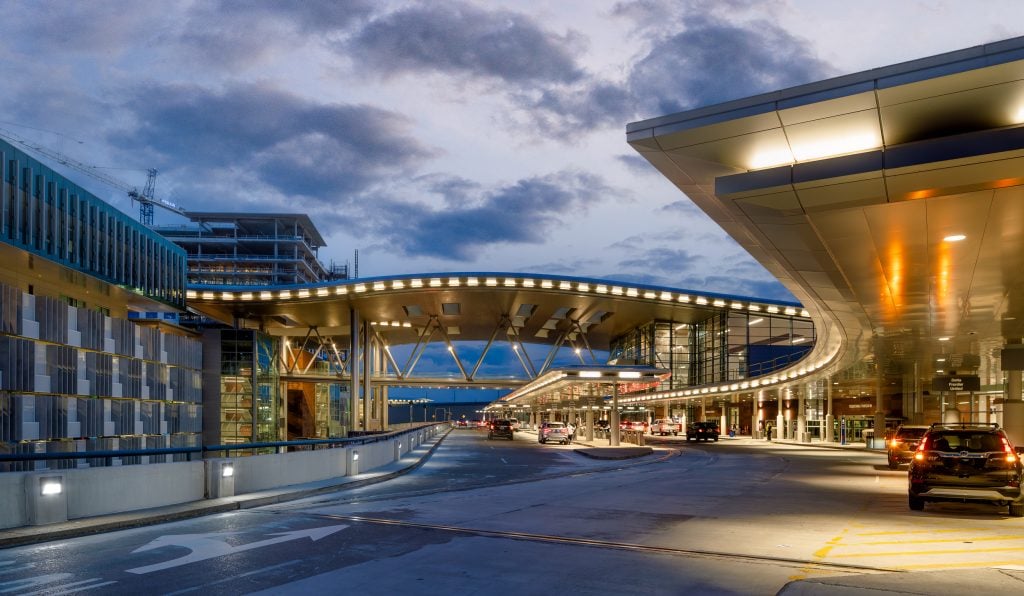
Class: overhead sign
930,375,981,392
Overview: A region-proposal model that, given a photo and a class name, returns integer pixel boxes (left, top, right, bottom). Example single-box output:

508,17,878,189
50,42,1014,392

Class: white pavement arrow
126,524,348,575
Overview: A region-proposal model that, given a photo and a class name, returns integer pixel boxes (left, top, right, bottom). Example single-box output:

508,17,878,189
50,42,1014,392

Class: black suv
487,419,514,440
887,424,929,469
908,423,1024,516
686,421,719,442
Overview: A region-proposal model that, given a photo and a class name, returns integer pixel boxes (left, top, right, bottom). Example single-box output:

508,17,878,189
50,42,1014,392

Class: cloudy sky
3,0,1023,303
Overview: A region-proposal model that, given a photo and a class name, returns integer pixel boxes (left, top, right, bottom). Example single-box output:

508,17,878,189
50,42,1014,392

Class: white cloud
1,0,1022,301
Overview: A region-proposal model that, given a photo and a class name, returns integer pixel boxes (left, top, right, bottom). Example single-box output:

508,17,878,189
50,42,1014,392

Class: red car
620,420,648,432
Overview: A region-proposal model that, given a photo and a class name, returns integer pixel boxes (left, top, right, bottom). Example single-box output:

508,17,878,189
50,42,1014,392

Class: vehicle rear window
896,428,927,439
928,431,1002,453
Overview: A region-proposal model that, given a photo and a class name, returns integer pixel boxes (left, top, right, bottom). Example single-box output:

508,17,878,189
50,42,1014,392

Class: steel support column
349,307,360,432
363,321,372,430
825,377,835,443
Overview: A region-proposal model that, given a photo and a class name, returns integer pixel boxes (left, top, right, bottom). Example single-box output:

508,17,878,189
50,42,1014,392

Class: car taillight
890,439,899,449
913,437,928,460
1001,437,1018,463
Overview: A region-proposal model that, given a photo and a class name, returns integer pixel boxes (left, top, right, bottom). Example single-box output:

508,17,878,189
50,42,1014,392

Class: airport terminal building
4,35,1024,477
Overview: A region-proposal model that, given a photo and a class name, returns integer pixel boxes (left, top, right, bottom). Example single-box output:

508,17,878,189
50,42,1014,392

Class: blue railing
0,424,436,469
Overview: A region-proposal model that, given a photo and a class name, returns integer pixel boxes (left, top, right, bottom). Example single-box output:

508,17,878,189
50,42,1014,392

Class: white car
650,419,681,436
538,422,571,444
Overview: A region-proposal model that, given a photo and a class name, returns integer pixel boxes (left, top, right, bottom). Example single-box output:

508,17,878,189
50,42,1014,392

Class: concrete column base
825,414,835,442
347,449,360,476
205,460,235,498
1003,400,1024,447
25,473,68,525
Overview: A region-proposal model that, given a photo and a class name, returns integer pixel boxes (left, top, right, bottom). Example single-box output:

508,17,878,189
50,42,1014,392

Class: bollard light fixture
40,477,63,496
221,463,235,478
353,451,359,461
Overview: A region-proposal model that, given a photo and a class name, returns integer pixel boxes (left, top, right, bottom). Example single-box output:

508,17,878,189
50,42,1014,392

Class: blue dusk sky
2,1,1022,303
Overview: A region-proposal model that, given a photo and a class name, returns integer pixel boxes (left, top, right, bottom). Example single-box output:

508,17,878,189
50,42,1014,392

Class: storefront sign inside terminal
930,375,981,392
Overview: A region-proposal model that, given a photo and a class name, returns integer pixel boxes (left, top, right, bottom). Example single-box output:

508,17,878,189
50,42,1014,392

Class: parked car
509,419,521,432
650,419,681,436
686,421,720,442
488,419,514,440
620,420,648,432
908,423,1024,516
538,422,571,445
887,424,930,469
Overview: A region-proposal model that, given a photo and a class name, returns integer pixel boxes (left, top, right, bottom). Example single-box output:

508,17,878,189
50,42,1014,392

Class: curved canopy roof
187,272,803,349
628,36,1024,391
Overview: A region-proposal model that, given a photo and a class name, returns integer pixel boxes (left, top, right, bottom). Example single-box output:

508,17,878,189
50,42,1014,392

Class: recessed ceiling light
943,234,966,242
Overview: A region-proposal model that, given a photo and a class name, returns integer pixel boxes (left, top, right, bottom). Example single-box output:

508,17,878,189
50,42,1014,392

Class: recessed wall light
943,234,966,242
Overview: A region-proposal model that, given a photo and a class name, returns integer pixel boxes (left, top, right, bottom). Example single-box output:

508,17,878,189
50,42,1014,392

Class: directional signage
930,375,981,392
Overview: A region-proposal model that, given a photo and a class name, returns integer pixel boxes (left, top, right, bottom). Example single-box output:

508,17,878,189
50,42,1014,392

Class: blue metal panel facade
0,139,186,309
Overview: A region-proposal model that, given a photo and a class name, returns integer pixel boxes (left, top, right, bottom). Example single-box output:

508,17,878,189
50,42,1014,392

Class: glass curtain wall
219,329,281,448
609,310,815,389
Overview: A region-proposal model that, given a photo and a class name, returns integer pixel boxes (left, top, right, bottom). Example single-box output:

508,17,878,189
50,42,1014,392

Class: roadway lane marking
790,527,851,581
20,578,117,595
851,535,1024,545
0,573,75,593
126,525,348,575
0,562,33,576
163,559,304,595
855,528,1001,536
901,559,1024,570
831,546,1024,558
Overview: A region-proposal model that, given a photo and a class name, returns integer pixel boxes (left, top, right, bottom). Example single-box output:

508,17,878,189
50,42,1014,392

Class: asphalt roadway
1,428,1023,594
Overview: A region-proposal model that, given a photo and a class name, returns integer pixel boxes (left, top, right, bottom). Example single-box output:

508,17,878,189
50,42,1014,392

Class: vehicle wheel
1010,502,1024,517
887,460,898,470
713,437,719,442
540,438,545,444
909,495,925,511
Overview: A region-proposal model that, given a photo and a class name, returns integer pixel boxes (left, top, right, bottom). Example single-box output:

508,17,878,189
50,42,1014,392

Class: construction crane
0,127,185,225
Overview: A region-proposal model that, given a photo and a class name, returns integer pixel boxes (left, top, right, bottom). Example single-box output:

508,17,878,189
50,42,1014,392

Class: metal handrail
0,424,436,463
746,348,812,378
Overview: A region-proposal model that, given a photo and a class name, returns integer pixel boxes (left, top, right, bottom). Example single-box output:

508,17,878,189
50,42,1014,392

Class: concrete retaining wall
0,424,442,529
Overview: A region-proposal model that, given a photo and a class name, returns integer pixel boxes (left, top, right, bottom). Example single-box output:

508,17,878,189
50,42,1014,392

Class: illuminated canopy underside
628,36,1024,383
